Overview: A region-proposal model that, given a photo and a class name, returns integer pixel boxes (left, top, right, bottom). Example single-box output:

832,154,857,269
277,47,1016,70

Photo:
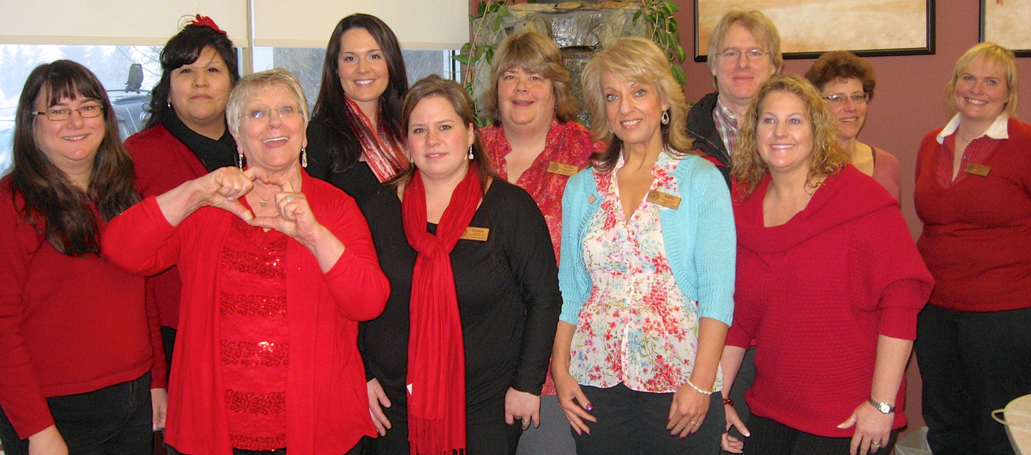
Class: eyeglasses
823,93,869,106
33,104,104,121
242,106,302,123
717,48,769,61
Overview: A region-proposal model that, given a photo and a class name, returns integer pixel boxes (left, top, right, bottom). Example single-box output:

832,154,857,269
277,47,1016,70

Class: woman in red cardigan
0,60,165,455
104,68,389,455
720,74,933,455
914,42,1031,455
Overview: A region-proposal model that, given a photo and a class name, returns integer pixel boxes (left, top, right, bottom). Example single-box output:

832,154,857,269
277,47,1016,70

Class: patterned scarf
401,165,482,455
344,97,408,182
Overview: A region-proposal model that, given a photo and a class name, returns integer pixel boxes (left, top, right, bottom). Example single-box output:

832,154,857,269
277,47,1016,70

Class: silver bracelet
685,378,716,395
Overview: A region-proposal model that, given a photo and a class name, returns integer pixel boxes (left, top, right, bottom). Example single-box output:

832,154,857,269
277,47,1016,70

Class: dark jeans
572,383,724,455
741,415,897,455
360,398,522,455
0,372,152,455
915,304,1031,455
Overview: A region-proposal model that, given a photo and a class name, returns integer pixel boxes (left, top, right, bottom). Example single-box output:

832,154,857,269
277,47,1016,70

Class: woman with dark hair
306,13,409,205
358,74,561,454
805,51,900,200
721,74,932,455
125,14,240,370
0,60,165,454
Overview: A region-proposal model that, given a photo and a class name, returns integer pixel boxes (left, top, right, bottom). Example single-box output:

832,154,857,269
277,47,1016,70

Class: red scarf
344,97,408,182
401,165,482,455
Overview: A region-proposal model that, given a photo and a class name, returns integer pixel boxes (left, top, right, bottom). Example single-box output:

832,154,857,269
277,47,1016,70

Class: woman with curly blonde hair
554,37,735,454
720,74,933,455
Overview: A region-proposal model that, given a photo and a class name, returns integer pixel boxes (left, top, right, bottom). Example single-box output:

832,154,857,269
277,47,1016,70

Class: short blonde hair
945,42,1018,117
480,31,578,125
581,37,693,172
226,67,310,138
707,8,784,86
732,74,848,196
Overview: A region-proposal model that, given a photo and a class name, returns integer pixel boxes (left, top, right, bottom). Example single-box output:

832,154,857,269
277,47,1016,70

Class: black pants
166,445,361,455
360,398,522,455
915,304,1031,455
723,346,755,455
741,415,897,455
0,372,152,455
572,383,723,455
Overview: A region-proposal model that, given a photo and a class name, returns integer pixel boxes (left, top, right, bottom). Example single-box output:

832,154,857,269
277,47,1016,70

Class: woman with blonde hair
722,74,932,455
553,37,735,454
914,42,1031,455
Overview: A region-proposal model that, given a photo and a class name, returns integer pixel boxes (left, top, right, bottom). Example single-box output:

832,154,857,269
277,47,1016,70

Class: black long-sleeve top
358,179,561,424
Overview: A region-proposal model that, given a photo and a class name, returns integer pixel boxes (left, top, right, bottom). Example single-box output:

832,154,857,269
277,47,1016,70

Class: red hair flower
190,14,226,35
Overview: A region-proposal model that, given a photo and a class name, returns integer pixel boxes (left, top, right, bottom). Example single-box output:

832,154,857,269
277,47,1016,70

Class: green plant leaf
454,54,470,65
664,0,678,13
633,9,642,21
499,4,509,17
461,43,472,52
676,45,686,62
478,1,486,17
494,13,503,31
672,64,686,85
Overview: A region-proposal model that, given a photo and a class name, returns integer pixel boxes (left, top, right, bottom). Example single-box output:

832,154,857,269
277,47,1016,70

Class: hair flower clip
190,14,227,35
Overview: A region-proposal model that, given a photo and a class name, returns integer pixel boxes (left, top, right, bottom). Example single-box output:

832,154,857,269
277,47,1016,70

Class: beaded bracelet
685,378,716,395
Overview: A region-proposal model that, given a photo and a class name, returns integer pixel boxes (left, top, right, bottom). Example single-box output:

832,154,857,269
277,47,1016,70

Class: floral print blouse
569,152,722,393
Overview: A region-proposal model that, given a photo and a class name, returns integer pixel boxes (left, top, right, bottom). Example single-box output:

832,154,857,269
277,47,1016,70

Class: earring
661,110,670,125
300,148,308,168
237,150,244,170
467,144,474,160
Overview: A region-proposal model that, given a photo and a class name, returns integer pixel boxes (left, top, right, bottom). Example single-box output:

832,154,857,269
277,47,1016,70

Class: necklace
251,186,276,207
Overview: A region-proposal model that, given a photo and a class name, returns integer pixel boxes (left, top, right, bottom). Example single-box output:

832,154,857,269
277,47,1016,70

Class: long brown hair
10,60,140,256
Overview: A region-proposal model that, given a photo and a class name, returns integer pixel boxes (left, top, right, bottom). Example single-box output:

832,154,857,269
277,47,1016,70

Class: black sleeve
305,121,333,181
499,185,562,395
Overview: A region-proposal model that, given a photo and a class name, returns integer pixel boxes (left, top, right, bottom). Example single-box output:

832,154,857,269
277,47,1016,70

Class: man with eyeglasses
685,8,783,454
687,8,783,186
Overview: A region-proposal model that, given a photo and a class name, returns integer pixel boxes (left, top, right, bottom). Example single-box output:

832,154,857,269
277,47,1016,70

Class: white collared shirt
936,113,1010,144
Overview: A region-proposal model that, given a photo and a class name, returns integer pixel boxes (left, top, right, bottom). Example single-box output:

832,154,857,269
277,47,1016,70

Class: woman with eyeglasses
103,68,389,455
0,60,165,455
805,51,900,200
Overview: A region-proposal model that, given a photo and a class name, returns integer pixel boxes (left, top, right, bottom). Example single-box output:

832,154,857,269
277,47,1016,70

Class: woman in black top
306,13,409,204
358,75,561,455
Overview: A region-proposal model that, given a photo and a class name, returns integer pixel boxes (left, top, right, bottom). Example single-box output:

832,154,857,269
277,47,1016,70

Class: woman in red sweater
104,68,389,455
720,74,933,455
125,15,241,373
914,43,1031,455
0,60,166,454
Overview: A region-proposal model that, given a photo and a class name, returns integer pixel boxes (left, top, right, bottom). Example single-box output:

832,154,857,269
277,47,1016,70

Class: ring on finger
285,195,293,203
871,442,881,447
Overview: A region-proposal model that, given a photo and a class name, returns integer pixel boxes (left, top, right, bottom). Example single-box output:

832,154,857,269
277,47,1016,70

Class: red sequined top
218,217,290,450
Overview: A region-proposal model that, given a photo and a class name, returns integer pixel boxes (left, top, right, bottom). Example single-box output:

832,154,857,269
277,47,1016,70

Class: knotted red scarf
401,164,482,455
344,97,408,183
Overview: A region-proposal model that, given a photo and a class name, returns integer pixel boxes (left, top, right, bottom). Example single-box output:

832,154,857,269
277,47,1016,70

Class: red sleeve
0,196,55,438
317,188,389,322
102,197,183,276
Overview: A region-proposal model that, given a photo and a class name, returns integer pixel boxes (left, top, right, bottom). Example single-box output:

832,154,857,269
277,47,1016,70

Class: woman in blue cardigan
551,37,736,455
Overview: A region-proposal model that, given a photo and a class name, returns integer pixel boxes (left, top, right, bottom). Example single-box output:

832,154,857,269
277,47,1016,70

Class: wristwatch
868,397,895,414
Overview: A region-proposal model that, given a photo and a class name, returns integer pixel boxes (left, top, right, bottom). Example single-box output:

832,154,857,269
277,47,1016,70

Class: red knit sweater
914,118,1031,312
0,178,165,439
125,124,210,329
728,166,933,438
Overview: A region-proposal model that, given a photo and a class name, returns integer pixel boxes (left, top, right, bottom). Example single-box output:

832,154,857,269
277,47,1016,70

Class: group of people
0,7,1027,455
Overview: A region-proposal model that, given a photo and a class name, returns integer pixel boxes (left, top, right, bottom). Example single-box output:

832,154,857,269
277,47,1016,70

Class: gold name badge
547,162,580,177
964,163,991,177
646,190,681,209
460,227,490,241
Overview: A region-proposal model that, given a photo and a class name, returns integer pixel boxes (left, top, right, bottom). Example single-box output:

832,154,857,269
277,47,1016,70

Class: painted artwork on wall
695,0,935,61
982,0,1031,56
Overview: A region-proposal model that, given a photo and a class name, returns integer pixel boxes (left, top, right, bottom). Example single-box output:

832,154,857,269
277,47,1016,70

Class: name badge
587,194,597,204
647,190,681,209
964,163,991,177
460,227,490,241
547,162,580,177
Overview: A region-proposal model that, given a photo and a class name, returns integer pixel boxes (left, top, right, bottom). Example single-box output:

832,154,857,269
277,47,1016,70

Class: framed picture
695,0,935,62
982,0,1031,56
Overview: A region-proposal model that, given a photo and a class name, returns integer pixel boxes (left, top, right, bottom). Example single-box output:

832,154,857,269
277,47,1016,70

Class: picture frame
981,0,1031,56
694,0,935,62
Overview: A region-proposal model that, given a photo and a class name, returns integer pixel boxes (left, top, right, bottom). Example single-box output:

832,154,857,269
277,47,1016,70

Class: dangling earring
467,144,474,160
661,110,670,125
237,150,244,170
300,148,308,168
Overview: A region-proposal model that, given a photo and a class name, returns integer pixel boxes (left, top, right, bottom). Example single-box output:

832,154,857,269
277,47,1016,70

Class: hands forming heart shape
199,167,321,247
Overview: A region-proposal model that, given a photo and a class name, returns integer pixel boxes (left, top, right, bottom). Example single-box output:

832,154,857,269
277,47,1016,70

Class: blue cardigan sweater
558,153,736,327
